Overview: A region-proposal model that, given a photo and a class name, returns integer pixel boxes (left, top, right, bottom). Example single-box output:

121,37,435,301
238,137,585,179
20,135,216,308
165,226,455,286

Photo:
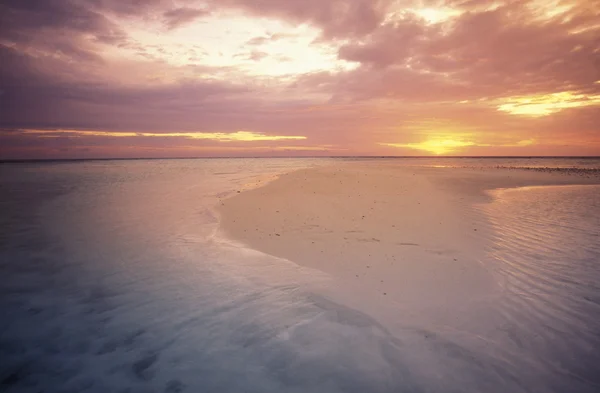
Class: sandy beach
218,162,600,317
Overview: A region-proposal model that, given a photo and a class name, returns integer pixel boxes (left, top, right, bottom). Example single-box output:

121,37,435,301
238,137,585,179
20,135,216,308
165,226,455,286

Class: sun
380,139,476,155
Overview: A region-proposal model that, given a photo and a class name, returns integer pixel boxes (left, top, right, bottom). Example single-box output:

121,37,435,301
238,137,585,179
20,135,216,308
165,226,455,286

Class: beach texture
218,162,600,314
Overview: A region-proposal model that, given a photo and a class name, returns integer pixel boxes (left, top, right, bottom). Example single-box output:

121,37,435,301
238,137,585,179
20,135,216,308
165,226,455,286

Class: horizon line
2,155,600,164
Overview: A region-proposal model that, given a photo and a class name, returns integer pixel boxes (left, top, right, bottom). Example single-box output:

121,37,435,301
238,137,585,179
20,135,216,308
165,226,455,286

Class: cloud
497,92,600,116
246,50,269,61
206,0,390,38
0,44,260,132
338,17,427,68
0,0,599,158
0,0,129,56
163,7,210,30
85,0,175,16
332,0,599,101
245,33,291,46
19,129,306,142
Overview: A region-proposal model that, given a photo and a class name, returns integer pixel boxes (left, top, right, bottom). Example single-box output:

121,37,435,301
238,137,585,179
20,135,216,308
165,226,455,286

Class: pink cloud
0,0,599,158
206,0,390,38
163,7,210,30
334,1,599,100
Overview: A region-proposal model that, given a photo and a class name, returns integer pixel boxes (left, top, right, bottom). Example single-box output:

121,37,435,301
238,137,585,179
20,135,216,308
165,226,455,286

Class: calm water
481,185,600,389
1,158,599,393
348,156,600,170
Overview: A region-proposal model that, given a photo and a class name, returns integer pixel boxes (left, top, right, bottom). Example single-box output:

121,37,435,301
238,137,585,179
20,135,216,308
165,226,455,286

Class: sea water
481,185,600,391
1,158,599,392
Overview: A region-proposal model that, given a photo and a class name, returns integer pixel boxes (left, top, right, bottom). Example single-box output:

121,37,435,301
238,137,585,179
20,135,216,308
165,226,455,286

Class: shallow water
1,158,599,392
348,156,600,170
481,185,600,391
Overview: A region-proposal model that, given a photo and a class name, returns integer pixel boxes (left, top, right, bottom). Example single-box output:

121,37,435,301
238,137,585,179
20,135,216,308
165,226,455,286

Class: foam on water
1,158,599,393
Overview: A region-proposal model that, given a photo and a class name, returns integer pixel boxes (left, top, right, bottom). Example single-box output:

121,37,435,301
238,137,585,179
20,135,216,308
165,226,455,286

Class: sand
217,162,600,318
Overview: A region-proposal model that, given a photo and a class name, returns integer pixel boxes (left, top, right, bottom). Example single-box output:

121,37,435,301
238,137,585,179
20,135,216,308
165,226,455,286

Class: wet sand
217,162,600,312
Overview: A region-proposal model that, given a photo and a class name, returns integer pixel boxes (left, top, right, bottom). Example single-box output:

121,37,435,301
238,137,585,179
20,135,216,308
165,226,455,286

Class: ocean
1,157,599,393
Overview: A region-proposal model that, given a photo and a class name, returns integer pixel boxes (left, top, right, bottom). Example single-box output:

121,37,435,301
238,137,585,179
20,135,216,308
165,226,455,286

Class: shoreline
216,162,600,319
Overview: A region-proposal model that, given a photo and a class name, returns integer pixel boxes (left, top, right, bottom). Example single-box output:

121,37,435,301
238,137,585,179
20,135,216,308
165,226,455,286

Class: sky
0,0,599,158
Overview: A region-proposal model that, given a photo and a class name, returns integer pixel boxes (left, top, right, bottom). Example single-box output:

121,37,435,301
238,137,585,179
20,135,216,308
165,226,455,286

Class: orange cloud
497,92,600,117
21,129,306,142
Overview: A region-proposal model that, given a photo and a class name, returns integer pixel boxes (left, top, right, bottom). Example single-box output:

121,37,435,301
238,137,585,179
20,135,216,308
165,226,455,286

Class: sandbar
217,162,600,314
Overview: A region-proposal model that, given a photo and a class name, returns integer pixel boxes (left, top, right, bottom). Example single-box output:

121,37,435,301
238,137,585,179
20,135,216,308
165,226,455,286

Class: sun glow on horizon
380,136,542,155
380,139,476,155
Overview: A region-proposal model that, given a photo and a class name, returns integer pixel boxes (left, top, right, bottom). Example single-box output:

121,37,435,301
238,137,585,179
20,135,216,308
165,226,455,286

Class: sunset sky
1,0,599,158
